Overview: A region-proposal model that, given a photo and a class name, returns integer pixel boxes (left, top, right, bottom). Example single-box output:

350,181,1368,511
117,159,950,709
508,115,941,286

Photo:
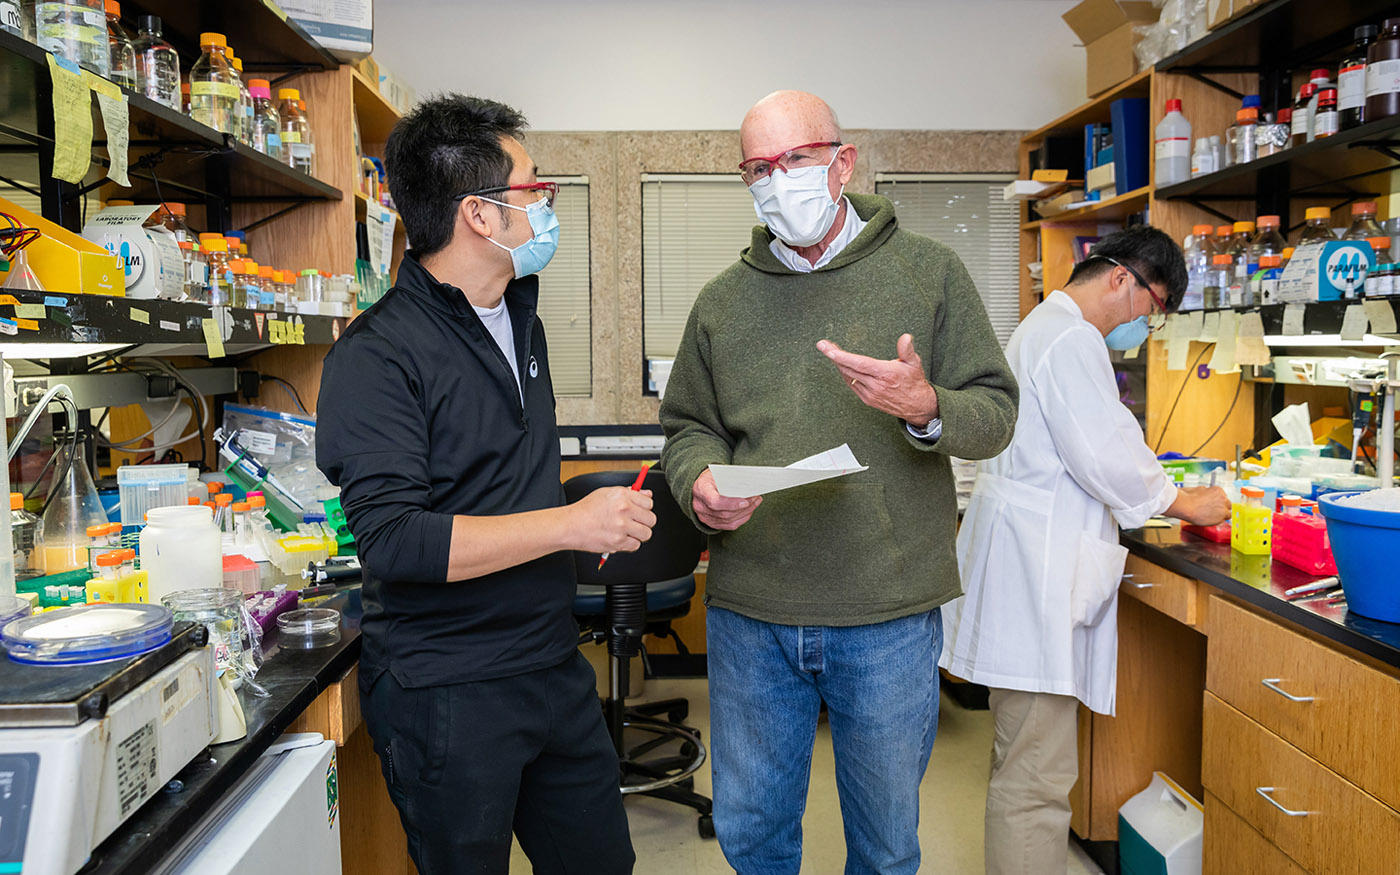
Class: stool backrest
563,469,705,586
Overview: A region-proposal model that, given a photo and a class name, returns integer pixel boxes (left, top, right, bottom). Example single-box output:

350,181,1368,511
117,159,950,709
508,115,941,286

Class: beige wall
526,129,1022,426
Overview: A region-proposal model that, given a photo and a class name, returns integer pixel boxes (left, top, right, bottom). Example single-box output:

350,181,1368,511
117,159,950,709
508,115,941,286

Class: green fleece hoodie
659,193,1018,626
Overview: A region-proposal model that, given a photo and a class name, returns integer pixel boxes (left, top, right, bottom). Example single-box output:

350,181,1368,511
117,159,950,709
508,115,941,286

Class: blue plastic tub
1319,492,1400,622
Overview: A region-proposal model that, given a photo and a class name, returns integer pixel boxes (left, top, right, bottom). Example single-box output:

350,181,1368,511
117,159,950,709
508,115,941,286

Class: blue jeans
706,606,943,875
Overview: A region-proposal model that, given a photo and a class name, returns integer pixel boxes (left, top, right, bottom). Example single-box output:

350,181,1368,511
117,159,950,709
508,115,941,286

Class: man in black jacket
317,94,651,875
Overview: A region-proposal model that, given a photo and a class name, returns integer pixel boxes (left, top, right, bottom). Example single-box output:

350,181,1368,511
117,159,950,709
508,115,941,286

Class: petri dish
2,603,174,664
0,596,31,634
276,608,340,648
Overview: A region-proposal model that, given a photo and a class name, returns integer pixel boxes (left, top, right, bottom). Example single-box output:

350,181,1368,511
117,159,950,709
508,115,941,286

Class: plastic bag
221,404,332,512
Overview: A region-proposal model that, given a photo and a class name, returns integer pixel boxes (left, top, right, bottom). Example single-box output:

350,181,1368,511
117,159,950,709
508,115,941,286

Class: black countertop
1123,526,1400,670
83,588,363,875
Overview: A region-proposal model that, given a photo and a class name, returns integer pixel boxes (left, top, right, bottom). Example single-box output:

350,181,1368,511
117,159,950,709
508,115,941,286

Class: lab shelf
1021,185,1152,229
1154,114,1400,202
351,67,402,145
0,290,352,351
116,0,339,74
1022,69,1155,145
1157,0,1400,75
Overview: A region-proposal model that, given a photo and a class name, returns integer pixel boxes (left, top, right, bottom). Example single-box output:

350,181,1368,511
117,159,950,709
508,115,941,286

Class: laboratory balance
0,604,218,875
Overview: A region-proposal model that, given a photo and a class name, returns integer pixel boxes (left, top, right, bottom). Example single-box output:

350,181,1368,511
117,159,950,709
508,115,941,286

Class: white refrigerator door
161,734,341,875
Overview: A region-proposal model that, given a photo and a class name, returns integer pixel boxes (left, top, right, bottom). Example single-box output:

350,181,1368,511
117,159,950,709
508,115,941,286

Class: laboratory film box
1275,240,1376,303
81,205,184,300
1063,0,1160,97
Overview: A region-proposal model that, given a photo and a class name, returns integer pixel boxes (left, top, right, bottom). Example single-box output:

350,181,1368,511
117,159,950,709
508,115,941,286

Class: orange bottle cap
249,496,266,508
104,0,120,14
1304,207,1331,221
278,88,300,101
1241,486,1265,497
231,502,250,512
95,551,124,568
1257,215,1280,227
1368,237,1390,249
1212,254,1233,265
1233,221,1256,233
1354,202,1378,215
7,493,19,511
86,524,107,537
199,32,227,49
1216,225,1233,236
260,265,274,278
187,496,200,505
207,482,223,494
215,493,233,506
1192,224,1213,236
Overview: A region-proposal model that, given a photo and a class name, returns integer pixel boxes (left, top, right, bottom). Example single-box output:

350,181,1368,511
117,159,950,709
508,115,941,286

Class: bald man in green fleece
659,90,1019,874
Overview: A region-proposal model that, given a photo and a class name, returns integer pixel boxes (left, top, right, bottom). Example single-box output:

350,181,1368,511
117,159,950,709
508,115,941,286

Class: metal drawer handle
1125,580,1155,589
1262,679,1314,703
1256,786,1309,817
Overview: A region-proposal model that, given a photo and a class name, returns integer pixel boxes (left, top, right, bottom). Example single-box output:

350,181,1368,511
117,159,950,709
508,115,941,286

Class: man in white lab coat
939,226,1231,875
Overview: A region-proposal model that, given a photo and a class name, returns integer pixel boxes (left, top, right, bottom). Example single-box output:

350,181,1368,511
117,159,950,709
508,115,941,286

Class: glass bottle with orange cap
189,32,238,134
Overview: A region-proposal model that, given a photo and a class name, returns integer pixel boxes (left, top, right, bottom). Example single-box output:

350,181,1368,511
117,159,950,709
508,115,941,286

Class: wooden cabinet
1207,596,1400,813
1203,790,1308,875
1122,554,1201,628
1202,693,1400,873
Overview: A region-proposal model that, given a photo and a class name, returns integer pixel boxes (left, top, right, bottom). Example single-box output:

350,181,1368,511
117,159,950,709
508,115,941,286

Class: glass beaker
40,431,109,573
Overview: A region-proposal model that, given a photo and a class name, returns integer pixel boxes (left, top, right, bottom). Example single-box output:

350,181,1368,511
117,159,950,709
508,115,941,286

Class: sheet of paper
709,443,868,498
1198,311,1221,343
1235,311,1271,367
1166,335,1191,371
1182,310,1205,341
1366,299,1398,335
1124,343,1140,359
13,303,44,320
1208,310,1239,373
366,203,395,276
90,80,130,188
202,318,225,359
1282,304,1306,336
1340,304,1369,341
47,55,92,185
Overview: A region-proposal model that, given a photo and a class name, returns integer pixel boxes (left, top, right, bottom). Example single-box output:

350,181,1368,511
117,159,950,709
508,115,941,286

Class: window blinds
535,177,591,397
641,175,757,360
875,175,1019,347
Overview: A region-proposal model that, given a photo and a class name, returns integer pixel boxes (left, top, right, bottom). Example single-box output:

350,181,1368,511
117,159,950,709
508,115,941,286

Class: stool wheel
698,814,715,839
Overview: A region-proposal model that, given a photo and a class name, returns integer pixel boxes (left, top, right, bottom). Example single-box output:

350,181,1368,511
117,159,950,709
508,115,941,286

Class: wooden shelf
120,0,339,73
1021,185,1153,229
351,68,401,145
353,190,405,236
1022,69,1153,145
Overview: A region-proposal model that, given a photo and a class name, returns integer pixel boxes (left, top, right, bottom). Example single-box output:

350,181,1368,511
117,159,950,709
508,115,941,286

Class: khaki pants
984,688,1081,875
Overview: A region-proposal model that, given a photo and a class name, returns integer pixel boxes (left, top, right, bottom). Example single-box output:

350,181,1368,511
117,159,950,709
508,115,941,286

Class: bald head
741,90,842,160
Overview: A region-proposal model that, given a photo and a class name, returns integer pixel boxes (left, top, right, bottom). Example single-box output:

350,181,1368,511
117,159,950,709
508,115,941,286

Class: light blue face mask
483,196,560,278
1105,315,1150,350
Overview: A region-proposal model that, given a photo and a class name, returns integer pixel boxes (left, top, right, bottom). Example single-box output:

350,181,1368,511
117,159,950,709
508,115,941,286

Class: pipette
212,427,305,510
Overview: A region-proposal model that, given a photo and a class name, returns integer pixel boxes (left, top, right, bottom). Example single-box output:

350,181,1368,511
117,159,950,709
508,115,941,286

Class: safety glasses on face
739,142,842,186
455,181,559,208
1099,256,1169,315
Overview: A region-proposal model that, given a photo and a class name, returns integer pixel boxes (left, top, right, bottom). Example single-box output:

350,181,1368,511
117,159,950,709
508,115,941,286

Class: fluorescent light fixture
1263,334,1400,347
0,343,129,360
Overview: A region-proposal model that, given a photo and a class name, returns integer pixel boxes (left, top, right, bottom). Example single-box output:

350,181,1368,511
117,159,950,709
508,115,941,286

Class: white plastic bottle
1154,99,1192,187
1190,137,1214,177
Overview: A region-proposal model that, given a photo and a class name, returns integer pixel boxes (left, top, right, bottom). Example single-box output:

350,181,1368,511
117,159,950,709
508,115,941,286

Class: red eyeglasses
739,142,842,185
1101,256,1168,313
457,181,559,208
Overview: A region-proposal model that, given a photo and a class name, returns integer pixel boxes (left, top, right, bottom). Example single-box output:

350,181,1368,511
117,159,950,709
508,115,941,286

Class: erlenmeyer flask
41,432,108,573
3,249,45,291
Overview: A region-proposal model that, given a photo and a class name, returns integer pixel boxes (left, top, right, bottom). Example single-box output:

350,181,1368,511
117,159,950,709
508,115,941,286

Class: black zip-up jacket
317,253,577,690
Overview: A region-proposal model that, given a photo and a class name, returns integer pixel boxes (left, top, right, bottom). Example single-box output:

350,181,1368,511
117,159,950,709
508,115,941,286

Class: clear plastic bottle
1253,254,1283,305
247,78,282,159
189,32,238,135
228,55,251,144
1182,224,1213,311
36,0,110,77
1344,202,1384,241
1298,207,1334,245
1227,221,1254,306
203,237,232,307
1249,215,1286,274
132,15,178,108
227,259,248,308
278,88,314,174
104,0,134,88
1208,135,1224,172
1154,99,1192,187
239,260,263,309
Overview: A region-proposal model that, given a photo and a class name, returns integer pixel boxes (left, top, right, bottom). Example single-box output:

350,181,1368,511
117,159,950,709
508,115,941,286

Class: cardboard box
278,0,372,61
1063,0,1160,97
0,197,124,296
81,205,183,300
1276,240,1375,303
353,56,380,89
1086,161,1117,193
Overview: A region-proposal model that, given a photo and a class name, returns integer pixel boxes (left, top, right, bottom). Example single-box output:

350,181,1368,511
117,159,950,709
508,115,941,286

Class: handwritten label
159,320,180,332
129,308,149,324
47,55,92,184
1364,300,1397,335
1282,304,1306,336
13,304,44,319
1340,304,1369,341
202,318,224,359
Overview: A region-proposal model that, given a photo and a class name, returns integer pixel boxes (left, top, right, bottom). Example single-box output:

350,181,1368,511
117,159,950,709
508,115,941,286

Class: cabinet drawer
1122,555,1198,626
1206,596,1400,811
286,663,361,746
1203,791,1308,875
1202,693,1400,873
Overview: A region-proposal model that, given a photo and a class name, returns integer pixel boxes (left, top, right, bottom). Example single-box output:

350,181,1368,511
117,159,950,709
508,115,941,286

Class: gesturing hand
816,333,940,427
572,487,656,554
692,469,761,532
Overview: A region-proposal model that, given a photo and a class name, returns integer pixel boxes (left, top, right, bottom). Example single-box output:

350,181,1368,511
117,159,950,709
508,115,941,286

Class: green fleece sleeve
659,300,732,534
908,250,1019,459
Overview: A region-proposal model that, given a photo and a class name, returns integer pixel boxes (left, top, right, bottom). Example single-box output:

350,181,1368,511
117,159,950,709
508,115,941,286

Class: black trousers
362,651,635,875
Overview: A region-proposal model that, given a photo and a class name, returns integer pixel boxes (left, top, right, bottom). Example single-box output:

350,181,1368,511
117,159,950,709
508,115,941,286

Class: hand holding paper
709,443,869,499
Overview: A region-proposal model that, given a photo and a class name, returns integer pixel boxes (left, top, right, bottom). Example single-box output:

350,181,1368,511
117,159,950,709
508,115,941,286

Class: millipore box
1276,239,1375,303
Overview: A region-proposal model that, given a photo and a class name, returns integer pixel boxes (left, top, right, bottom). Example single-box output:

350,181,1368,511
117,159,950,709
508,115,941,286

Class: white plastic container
1118,772,1203,875
140,505,221,605
1154,99,1192,187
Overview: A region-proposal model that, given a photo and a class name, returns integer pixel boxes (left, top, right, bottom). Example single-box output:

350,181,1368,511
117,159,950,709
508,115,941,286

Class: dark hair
385,94,527,257
1067,225,1189,311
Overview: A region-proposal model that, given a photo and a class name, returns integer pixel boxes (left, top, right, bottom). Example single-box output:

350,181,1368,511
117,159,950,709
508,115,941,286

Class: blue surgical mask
483,196,560,278
1105,315,1150,350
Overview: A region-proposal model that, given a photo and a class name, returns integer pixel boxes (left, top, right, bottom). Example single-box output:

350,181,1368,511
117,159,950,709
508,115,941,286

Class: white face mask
747,149,842,247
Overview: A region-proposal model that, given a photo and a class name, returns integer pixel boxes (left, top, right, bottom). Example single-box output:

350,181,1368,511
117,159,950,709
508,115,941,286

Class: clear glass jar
188,31,237,134
132,13,178,109
228,54,250,144
178,240,207,302
1344,202,1385,241
1298,207,1334,245
202,238,232,307
248,79,282,159
11,493,43,582
36,0,109,77
153,201,193,244
277,88,314,174
103,0,134,89
161,587,244,674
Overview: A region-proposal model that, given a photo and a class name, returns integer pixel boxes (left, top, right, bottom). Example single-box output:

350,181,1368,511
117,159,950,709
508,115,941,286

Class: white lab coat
939,291,1178,715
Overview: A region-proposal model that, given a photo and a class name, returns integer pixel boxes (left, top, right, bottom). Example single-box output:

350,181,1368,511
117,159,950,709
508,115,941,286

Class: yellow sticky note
269,320,284,344
0,295,20,306
293,322,305,345
15,319,38,331
13,304,44,319
47,55,93,185
129,307,148,324
202,318,225,359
